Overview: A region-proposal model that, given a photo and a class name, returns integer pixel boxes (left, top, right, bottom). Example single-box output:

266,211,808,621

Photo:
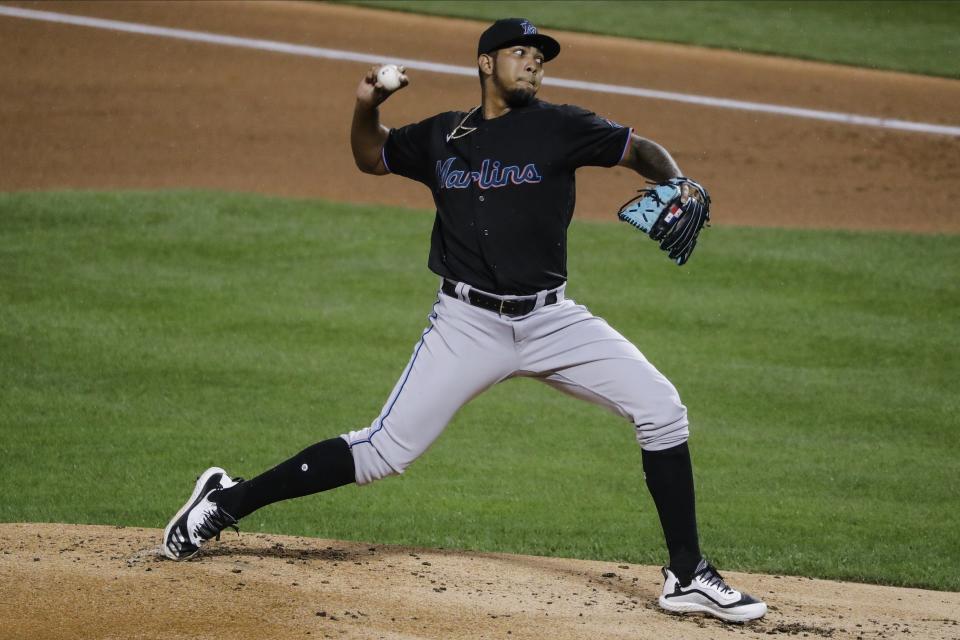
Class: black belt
441,280,558,317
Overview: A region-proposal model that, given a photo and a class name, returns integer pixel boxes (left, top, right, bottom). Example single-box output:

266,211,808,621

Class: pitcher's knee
340,432,404,486
634,399,689,451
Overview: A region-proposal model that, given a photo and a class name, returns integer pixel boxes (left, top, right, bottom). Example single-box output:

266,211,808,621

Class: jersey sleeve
559,105,632,169
381,115,439,185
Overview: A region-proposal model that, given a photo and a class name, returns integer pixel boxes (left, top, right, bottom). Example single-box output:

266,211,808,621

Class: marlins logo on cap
477,18,561,62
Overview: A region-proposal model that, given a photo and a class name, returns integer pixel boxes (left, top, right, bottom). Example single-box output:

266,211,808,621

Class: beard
504,85,536,108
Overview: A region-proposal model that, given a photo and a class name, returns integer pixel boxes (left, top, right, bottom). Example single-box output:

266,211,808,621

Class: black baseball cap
477,18,561,62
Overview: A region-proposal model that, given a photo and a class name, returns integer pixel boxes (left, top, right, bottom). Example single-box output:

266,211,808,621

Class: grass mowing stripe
339,0,960,79
1,191,957,590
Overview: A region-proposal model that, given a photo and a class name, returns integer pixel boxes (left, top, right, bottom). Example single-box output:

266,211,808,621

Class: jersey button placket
471,136,484,236
472,131,498,285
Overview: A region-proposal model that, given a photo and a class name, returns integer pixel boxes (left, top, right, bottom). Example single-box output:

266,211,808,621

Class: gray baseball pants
342,281,689,485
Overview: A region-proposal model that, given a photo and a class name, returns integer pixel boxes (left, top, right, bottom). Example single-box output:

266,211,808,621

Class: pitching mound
1,524,957,639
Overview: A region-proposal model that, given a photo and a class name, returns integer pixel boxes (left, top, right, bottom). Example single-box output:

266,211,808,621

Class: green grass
1,191,958,591
340,0,960,78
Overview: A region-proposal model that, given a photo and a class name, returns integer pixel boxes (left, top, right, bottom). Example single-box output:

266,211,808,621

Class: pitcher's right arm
351,65,408,175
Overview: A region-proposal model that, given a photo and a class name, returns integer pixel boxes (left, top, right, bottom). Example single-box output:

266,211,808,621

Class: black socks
209,436,701,584
641,441,702,586
211,437,356,521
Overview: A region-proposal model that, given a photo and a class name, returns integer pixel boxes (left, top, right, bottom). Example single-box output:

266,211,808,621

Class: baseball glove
617,177,711,265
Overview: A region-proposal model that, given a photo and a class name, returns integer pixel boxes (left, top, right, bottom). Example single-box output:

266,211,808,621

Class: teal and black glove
617,177,711,265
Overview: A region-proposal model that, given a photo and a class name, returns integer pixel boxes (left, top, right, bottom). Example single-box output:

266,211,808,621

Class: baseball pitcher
163,18,764,623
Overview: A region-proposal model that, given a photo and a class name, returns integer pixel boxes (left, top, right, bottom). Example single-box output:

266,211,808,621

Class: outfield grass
1,191,957,591
340,0,960,78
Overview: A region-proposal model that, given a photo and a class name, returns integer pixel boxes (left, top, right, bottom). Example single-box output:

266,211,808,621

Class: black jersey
383,99,631,295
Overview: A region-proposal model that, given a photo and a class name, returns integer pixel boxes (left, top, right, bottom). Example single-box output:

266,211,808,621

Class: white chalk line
2,5,958,138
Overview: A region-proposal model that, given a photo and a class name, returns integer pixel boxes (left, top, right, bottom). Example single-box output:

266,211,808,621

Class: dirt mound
1,523,957,640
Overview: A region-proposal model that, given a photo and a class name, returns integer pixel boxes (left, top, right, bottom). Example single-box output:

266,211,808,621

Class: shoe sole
659,596,767,623
161,466,225,561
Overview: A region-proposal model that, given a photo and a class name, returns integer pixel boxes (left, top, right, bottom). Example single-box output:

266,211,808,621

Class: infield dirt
1,2,958,639
2,0,959,232
2,523,959,640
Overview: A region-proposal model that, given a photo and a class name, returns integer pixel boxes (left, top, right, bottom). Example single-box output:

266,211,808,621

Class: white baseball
377,64,403,91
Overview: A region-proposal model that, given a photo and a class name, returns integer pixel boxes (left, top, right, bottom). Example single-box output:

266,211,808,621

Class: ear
478,53,494,77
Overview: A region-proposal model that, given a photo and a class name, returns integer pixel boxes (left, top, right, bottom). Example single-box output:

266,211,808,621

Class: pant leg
515,299,688,451
342,293,518,484
516,298,700,572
